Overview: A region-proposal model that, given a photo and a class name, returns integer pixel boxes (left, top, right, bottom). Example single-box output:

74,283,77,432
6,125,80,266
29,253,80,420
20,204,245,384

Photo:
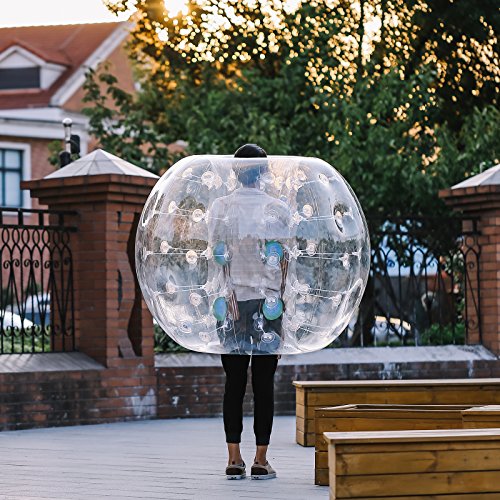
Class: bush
154,324,189,353
419,323,466,346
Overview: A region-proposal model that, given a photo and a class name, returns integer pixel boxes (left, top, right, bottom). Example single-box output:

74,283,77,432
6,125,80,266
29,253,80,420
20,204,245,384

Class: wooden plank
336,448,500,475
296,428,315,447
317,411,465,421
296,428,305,446
324,428,500,445
296,403,306,419
329,443,337,500
463,405,500,414
315,467,329,486
316,417,463,434
308,388,500,407
463,421,500,428
306,405,318,418
339,494,500,500
316,450,328,468
462,406,500,428
463,414,500,421
316,404,471,417
337,386,497,394
296,415,305,432
336,440,500,454
315,404,356,416
293,378,500,388
316,433,329,451
304,432,315,447
336,470,500,498
295,387,305,406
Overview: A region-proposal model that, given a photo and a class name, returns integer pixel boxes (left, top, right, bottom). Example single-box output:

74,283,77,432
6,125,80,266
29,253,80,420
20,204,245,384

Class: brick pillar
440,165,500,354
22,151,159,368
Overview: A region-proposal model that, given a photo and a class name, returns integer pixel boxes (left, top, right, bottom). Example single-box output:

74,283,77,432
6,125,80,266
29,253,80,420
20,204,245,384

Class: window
0,148,23,207
0,67,40,90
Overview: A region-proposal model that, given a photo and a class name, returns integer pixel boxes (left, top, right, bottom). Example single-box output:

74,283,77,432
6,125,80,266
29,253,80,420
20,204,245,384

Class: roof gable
0,22,128,109
0,43,55,67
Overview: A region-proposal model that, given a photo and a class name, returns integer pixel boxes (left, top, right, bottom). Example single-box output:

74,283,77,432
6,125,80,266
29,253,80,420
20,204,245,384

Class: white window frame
0,141,31,209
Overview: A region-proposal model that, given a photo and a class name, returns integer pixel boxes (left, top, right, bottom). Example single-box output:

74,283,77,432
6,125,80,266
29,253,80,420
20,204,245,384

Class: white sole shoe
226,463,246,480
251,472,276,480
226,473,246,480
250,462,276,480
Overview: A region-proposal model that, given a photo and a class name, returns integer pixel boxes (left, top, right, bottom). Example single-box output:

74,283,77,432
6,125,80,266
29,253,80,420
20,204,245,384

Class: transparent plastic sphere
136,155,370,355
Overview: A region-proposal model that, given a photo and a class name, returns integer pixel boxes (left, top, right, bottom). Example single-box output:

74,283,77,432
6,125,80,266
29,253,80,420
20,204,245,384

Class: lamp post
59,118,81,167
63,118,72,154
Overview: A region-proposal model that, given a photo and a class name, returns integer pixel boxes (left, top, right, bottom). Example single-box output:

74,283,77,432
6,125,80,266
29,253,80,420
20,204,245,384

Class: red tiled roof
0,22,123,110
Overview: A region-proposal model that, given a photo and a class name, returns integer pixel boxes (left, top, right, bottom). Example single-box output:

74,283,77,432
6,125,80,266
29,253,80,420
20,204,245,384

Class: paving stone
0,416,326,499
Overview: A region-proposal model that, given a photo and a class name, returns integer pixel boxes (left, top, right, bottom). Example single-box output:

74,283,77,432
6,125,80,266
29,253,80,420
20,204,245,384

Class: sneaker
226,462,246,480
251,461,276,480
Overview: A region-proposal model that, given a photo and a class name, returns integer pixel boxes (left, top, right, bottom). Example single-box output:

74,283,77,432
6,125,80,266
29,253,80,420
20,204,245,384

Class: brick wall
0,361,156,430
156,353,500,420
440,183,500,353
63,41,135,116
1,349,499,431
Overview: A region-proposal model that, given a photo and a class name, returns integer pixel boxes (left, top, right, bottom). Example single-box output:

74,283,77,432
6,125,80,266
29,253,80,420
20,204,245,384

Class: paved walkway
0,416,327,500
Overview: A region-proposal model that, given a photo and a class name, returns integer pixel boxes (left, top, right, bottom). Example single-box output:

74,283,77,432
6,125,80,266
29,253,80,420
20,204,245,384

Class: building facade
0,22,134,209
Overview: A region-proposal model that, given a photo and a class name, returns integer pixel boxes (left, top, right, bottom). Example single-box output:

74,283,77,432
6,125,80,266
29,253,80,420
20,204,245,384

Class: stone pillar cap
452,163,500,189
44,149,159,180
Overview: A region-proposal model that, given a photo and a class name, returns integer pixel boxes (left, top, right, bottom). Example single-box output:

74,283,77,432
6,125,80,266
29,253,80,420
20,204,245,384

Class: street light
59,118,81,167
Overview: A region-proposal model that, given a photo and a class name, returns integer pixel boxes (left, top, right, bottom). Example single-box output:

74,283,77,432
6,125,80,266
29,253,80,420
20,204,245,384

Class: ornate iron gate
0,207,76,354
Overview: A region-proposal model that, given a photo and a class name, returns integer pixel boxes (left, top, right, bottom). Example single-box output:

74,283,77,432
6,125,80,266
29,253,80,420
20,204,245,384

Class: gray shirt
208,188,291,301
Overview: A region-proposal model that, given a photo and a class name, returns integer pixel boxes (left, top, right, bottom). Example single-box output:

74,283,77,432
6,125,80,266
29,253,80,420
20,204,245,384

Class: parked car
372,315,412,345
14,293,51,326
0,311,34,331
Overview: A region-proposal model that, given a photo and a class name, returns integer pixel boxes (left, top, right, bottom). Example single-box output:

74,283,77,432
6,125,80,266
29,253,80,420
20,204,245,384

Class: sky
0,0,133,27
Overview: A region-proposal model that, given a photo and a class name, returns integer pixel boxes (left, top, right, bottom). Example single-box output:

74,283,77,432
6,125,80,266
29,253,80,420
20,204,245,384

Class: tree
87,0,498,348
85,0,499,216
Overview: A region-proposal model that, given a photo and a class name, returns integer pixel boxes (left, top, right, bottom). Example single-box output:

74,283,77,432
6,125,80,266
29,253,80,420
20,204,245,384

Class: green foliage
419,322,466,346
436,105,500,178
154,323,190,353
83,65,177,173
328,68,444,219
47,140,80,168
0,327,52,354
86,0,499,219
48,140,62,167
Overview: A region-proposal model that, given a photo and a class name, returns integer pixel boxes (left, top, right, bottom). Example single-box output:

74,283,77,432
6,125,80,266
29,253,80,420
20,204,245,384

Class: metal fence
0,207,76,354
337,216,481,347
155,214,481,352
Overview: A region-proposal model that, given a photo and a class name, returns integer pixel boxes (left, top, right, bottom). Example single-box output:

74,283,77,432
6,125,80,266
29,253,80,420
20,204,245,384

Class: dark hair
234,143,267,158
234,144,267,186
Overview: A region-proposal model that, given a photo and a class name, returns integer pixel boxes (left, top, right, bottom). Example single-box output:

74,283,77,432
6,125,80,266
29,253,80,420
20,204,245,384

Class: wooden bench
462,405,500,428
294,378,500,446
325,428,500,499
315,404,471,486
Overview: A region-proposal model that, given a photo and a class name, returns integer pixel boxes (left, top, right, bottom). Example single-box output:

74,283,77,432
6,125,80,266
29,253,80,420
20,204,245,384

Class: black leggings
221,354,278,446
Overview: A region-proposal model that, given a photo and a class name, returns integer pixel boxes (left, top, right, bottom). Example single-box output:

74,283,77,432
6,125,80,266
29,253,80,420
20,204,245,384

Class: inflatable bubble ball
136,155,370,355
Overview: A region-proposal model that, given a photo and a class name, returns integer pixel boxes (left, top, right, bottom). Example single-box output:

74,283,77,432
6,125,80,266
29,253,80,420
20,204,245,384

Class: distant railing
338,216,481,347
155,214,482,352
0,207,77,354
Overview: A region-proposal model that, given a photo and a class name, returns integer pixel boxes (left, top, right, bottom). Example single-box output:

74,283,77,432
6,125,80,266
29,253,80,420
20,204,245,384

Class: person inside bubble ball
207,144,291,480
